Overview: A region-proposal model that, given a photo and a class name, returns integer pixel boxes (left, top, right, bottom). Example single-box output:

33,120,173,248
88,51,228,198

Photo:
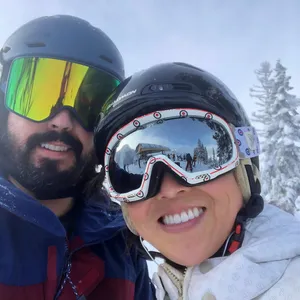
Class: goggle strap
234,126,260,158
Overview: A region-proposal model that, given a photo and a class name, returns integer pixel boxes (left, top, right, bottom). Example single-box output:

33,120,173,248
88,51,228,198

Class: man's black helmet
0,14,125,130
0,14,125,81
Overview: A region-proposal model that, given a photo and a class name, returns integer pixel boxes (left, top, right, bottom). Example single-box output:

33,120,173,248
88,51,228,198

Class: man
0,15,154,299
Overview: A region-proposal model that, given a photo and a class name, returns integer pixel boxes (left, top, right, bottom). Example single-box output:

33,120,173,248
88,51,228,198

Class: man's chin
32,156,76,171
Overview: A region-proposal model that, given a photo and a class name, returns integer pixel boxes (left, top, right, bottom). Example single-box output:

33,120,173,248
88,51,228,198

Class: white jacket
152,204,300,300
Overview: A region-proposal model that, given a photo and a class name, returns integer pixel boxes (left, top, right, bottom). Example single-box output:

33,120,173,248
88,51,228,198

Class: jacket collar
0,176,126,245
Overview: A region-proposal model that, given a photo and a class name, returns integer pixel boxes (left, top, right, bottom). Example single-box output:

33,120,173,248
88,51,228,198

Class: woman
94,62,300,299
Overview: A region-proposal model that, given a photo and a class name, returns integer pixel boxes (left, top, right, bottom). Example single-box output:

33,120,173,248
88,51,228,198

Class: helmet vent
2,46,11,53
26,42,46,48
172,83,192,91
99,54,112,64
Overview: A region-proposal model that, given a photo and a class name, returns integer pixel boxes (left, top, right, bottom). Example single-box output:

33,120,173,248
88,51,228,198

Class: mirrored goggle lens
109,116,235,194
5,57,120,130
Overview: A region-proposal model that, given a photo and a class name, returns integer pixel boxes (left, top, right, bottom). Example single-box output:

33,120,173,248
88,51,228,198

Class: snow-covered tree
250,61,274,135
212,148,216,163
252,60,300,213
194,139,208,164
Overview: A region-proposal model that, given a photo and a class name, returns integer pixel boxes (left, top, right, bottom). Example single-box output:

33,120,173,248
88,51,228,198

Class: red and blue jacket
0,176,154,299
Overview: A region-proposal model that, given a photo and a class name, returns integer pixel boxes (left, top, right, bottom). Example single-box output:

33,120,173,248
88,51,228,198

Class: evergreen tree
252,60,300,213
250,61,274,135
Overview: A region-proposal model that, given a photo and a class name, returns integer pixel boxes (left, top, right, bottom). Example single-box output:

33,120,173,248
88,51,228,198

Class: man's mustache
25,131,83,161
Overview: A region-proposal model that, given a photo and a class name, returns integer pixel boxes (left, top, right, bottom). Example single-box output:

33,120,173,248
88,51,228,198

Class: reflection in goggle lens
110,117,233,193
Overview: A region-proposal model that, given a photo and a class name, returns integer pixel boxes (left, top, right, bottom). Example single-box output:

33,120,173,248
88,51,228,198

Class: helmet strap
226,193,264,255
245,163,261,195
234,158,261,202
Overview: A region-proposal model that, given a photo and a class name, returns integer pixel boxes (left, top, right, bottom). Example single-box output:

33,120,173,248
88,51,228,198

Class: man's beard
0,128,97,200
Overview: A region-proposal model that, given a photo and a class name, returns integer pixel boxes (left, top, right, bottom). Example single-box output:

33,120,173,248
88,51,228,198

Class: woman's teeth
162,207,204,225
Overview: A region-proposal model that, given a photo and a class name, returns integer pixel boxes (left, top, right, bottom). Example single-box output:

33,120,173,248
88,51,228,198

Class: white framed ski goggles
103,108,260,202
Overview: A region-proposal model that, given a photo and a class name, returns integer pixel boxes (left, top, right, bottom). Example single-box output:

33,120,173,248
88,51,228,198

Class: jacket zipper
54,238,70,300
162,264,188,300
54,229,124,299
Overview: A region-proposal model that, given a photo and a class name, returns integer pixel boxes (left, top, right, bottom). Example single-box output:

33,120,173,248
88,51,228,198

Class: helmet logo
115,89,137,105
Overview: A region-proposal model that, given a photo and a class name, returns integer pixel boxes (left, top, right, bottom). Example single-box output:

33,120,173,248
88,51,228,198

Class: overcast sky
1,0,300,117
2,0,299,276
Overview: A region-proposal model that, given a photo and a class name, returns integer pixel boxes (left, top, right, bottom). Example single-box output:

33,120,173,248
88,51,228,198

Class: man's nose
48,110,74,132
